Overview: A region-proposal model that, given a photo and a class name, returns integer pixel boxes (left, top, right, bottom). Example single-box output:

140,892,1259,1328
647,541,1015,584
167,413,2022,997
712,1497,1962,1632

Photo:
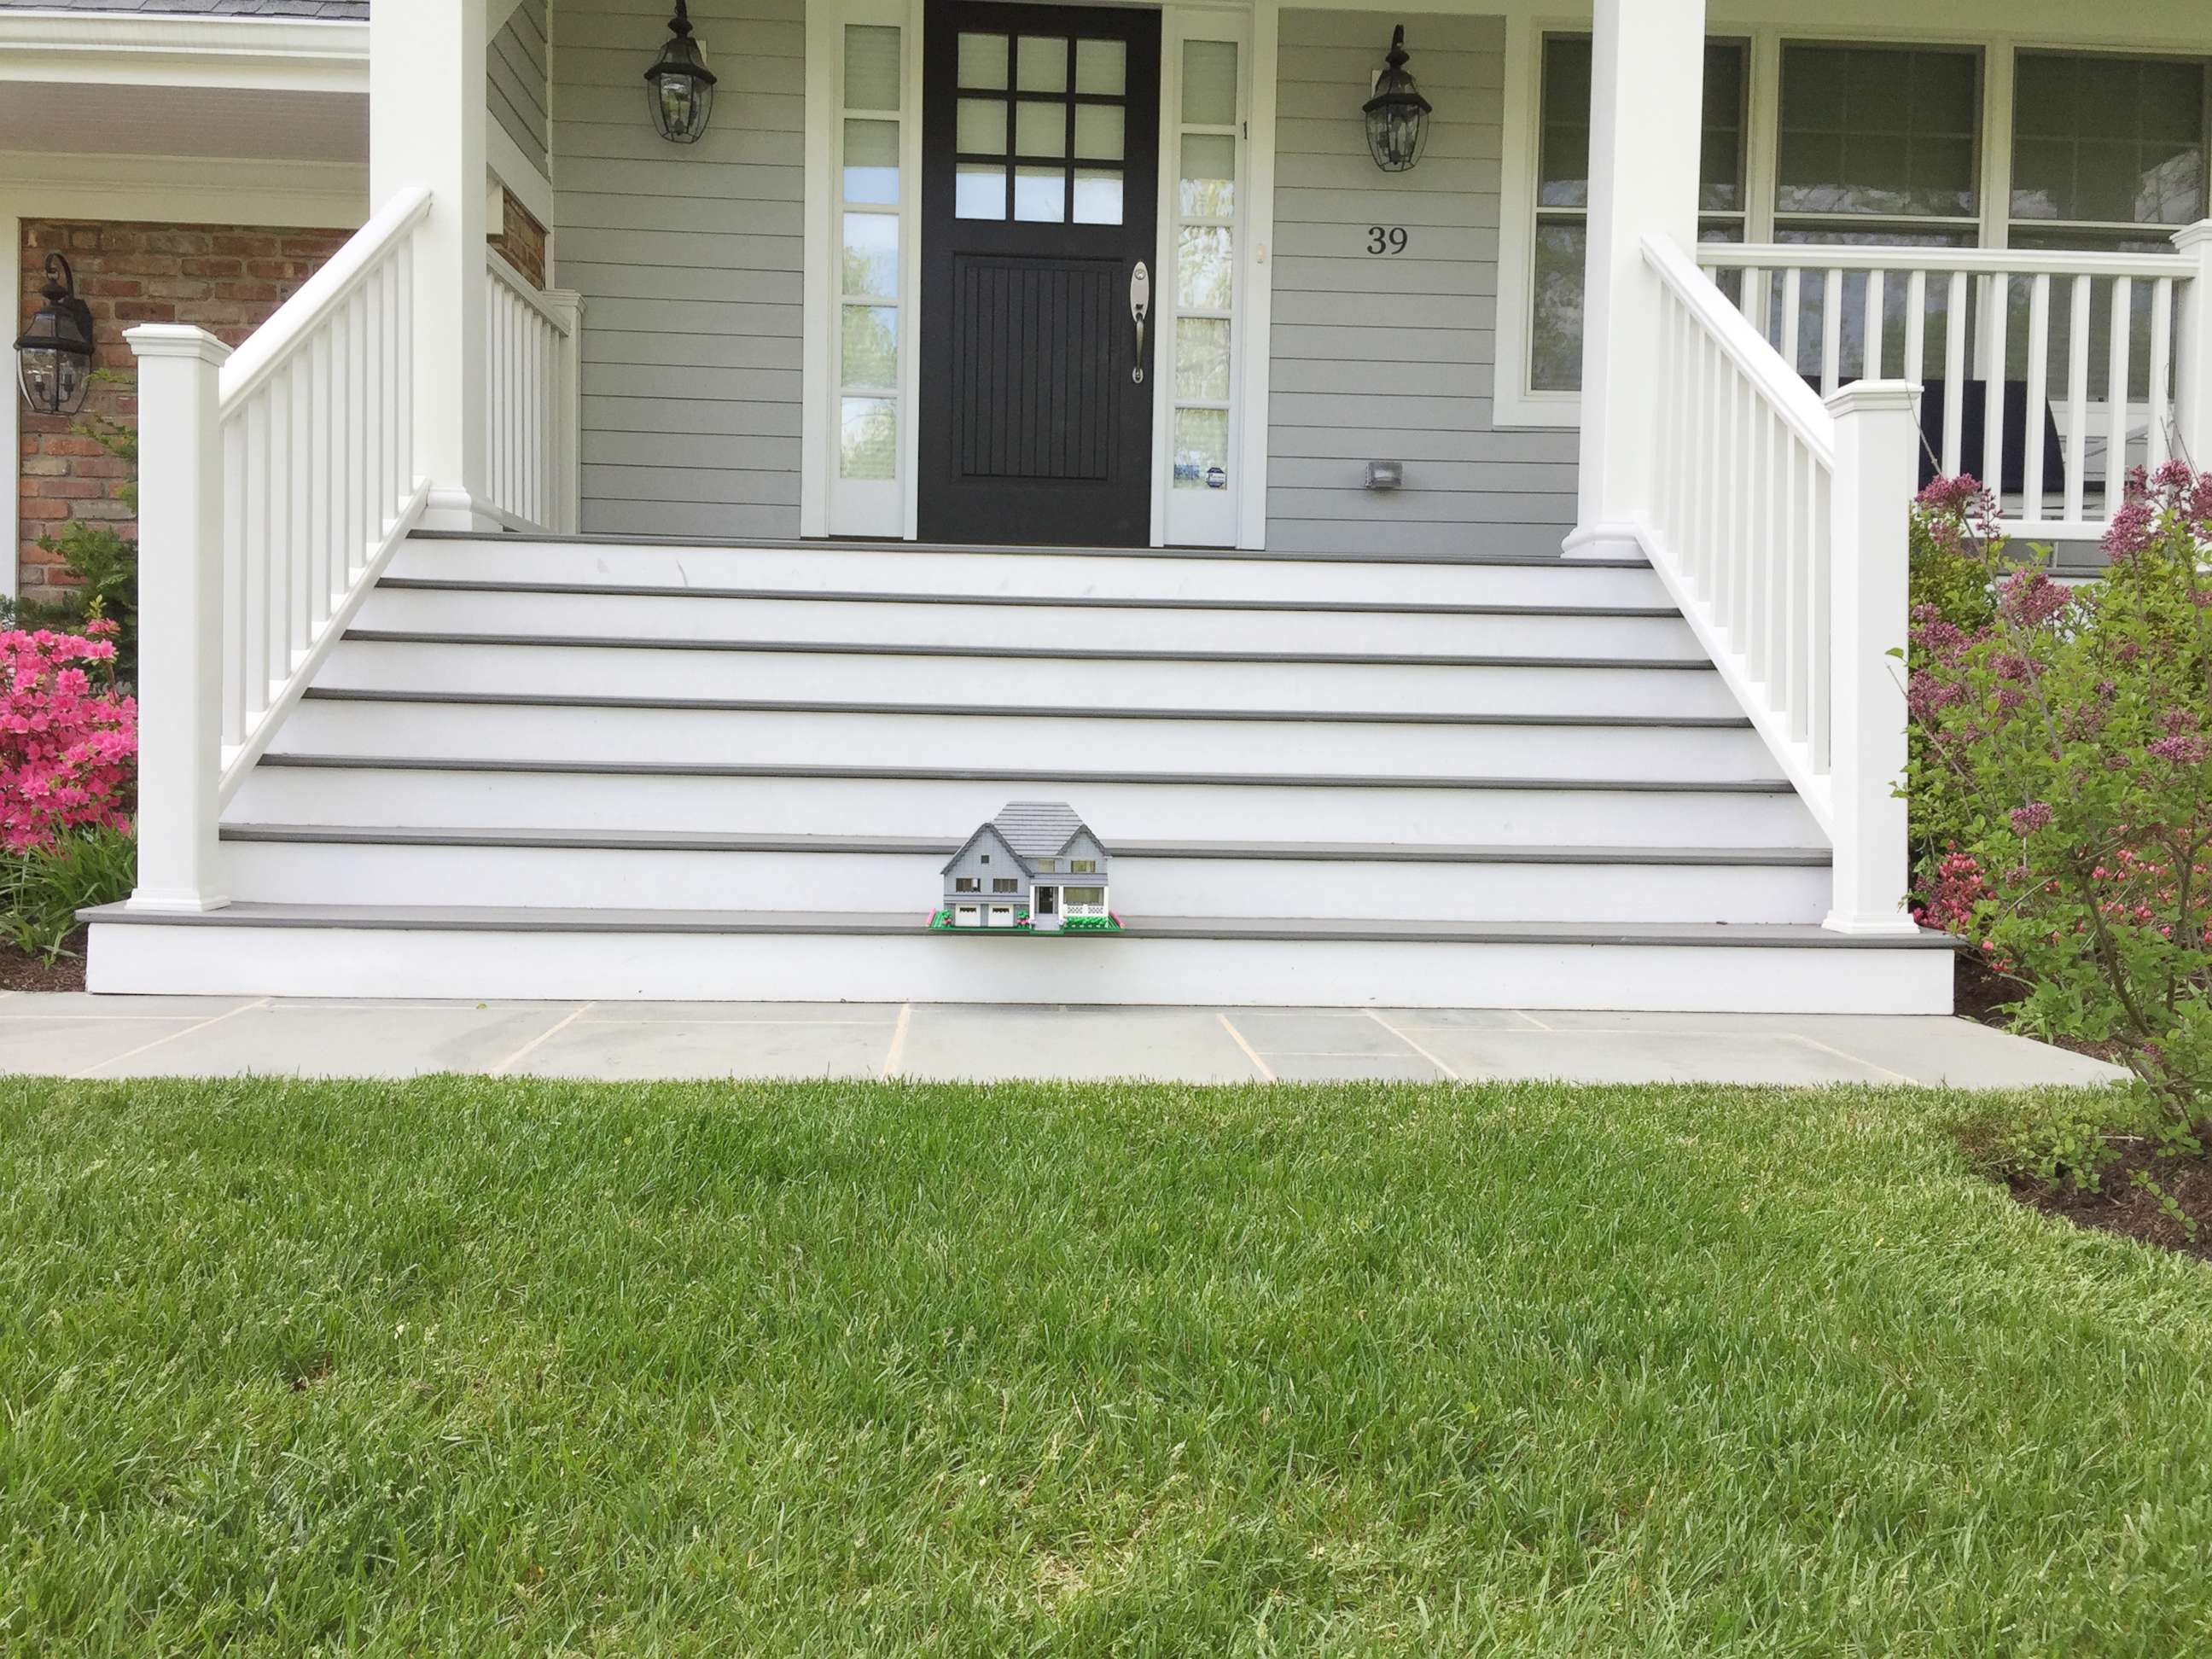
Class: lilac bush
1906,463,2212,1149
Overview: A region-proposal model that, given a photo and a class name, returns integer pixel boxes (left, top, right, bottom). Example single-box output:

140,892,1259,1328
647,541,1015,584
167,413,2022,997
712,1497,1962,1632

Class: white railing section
125,186,434,913
484,249,582,533
1700,237,2206,541
1642,233,1922,935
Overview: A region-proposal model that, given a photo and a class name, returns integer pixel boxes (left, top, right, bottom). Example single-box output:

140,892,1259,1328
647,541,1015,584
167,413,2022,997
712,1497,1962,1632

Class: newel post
125,324,232,915
1822,381,1922,937
2170,222,2212,469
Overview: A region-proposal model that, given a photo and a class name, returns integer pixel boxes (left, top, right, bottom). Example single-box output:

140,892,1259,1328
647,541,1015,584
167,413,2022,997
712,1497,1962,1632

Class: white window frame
1494,14,2212,430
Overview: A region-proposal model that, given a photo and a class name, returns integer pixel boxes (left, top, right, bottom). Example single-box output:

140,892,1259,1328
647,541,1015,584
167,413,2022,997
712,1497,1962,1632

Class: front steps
88,532,1954,1010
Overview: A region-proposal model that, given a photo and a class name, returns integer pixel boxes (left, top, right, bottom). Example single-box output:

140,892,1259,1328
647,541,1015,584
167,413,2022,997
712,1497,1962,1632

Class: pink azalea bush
1,620,137,854
1906,463,2212,1154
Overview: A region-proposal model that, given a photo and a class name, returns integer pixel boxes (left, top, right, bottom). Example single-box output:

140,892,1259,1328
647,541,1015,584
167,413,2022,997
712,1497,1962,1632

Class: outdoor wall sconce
644,0,717,145
15,253,96,417
1363,26,1431,174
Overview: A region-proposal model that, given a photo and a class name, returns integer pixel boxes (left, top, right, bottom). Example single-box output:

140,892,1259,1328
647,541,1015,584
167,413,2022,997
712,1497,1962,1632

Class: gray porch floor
0,993,2127,1087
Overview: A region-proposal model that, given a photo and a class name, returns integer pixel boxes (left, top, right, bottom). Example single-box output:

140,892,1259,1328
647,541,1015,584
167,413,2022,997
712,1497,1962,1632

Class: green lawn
3,1078,2208,1656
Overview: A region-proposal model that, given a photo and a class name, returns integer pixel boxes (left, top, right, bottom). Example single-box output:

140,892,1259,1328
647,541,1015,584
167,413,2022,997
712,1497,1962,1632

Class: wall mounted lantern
644,0,717,144
1363,26,1431,173
15,253,96,417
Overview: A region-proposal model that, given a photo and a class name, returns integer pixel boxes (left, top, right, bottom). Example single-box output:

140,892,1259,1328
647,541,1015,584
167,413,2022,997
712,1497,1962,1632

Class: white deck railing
1642,232,1921,935
1699,238,2204,541
485,249,582,533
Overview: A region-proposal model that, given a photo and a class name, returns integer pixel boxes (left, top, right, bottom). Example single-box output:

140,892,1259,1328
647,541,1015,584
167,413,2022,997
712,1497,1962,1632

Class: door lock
1129,261,1150,384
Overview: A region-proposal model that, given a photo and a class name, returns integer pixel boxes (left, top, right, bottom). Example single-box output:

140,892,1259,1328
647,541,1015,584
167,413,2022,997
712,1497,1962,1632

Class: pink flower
2009,801,2054,835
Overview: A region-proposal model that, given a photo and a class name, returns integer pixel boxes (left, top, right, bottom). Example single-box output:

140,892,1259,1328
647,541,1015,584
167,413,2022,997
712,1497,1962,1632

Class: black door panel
920,0,1160,545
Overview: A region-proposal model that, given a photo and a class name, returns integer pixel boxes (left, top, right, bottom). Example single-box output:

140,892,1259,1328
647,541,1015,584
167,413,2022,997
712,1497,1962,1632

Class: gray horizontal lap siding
490,0,550,179
554,0,806,540
1267,11,1577,558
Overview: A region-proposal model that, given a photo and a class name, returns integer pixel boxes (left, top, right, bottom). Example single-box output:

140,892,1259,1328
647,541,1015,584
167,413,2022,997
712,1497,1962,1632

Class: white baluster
2023,274,2050,523
1820,268,1843,394
1982,273,2008,498
2148,276,2174,472
1941,270,1968,474
1781,268,1803,377
2065,274,2092,522
2106,276,2133,501
1862,270,1884,380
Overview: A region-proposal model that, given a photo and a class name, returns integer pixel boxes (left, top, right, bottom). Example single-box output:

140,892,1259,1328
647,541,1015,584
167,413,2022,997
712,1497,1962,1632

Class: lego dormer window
1036,859,1059,872
992,878,1019,894
955,876,981,893
1071,859,1096,873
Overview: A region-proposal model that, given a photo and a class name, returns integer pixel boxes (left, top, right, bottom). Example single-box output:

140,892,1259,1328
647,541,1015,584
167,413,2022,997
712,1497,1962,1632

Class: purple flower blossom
2009,802,2054,835
2148,735,2209,765
1998,569,2069,628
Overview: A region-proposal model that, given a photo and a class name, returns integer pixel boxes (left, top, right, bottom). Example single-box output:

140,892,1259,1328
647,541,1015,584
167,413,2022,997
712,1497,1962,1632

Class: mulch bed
0,929,88,993
2005,1138,2212,1264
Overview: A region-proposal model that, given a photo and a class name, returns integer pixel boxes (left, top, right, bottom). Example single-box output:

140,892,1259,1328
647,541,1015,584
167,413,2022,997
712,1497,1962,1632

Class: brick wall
489,189,549,288
15,219,348,602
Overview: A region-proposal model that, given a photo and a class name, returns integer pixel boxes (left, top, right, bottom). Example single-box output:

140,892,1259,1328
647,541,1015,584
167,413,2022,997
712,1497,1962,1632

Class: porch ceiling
0,77,366,162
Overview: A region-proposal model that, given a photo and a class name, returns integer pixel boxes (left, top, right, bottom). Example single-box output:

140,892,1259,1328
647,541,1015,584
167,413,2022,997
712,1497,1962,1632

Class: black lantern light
1363,26,1431,174
15,253,96,417
644,0,717,144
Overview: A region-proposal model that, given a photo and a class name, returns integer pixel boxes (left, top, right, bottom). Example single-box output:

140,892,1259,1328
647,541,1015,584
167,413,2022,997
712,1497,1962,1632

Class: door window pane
1180,134,1236,217
842,119,899,205
1177,225,1233,309
841,306,898,388
1018,36,1068,94
958,32,1007,90
1175,317,1231,400
2011,53,2204,226
841,212,898,298
1173,409,1228,489
1074,104,1125,161
1776,45,1980,218
1073,170,1123,224
845,26,901,110
956,163,1005,218
958,97,1006,154
840,397,895,479
1076,38,1126,96
1014,166,1066,222
1182,40,1237,125
1016,100,1067,157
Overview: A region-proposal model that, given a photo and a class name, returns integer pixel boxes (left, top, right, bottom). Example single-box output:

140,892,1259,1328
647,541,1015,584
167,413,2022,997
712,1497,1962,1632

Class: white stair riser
356,589,1704,661
319,641,1746,719
222,841,1834,924
274,701,1778,783
230,767,1824,847
388,542,1674,609
88,921,1956,1014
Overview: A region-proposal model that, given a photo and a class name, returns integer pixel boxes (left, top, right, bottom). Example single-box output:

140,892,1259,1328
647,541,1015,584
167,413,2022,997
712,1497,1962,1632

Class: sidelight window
1165,27,1243,546
835,24,907,498
955,28,1128,225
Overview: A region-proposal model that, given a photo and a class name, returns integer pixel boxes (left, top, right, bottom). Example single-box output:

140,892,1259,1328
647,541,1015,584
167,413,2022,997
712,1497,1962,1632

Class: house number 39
1366,226,1408,254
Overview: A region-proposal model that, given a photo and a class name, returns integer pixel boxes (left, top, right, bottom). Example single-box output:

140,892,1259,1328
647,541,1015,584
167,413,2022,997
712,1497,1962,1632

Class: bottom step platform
85,905,1957,1013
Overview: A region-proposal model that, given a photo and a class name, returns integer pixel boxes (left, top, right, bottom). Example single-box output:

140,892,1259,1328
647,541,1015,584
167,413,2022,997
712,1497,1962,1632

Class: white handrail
126,187,436,912
1639,231,1921,936
485,247,582,533
1697,233,2207,540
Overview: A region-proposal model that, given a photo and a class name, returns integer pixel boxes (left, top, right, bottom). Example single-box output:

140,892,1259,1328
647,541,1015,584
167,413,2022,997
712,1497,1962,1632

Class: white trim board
0,11,368,94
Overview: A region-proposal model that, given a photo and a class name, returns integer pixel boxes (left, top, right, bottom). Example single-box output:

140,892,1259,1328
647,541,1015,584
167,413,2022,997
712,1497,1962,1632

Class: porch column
1564,0,1707,559
370,0,492,530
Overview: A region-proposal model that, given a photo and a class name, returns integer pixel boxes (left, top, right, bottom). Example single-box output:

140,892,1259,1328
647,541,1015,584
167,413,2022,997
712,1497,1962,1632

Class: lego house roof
992,802,1101,862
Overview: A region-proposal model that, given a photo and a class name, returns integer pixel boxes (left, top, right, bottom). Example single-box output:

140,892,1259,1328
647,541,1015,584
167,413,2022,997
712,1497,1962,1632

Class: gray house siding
490,0,551,180
553,0,805,538
1267,10,1579,557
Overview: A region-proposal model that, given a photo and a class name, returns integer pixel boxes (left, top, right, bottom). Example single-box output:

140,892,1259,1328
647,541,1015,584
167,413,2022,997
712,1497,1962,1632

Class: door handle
1129,261,1150,385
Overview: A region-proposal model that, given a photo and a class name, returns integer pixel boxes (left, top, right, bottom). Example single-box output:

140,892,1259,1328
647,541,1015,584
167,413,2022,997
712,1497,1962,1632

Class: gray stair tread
218,824,1833,865
255,754,1799,794
343,630,1715,671
408,529,1653,570
302,687,1752,728
84,901,1949,949
377,577,1679,620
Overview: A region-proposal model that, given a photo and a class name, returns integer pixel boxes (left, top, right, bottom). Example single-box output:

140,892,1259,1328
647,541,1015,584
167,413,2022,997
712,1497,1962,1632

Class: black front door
919,0,1161,546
